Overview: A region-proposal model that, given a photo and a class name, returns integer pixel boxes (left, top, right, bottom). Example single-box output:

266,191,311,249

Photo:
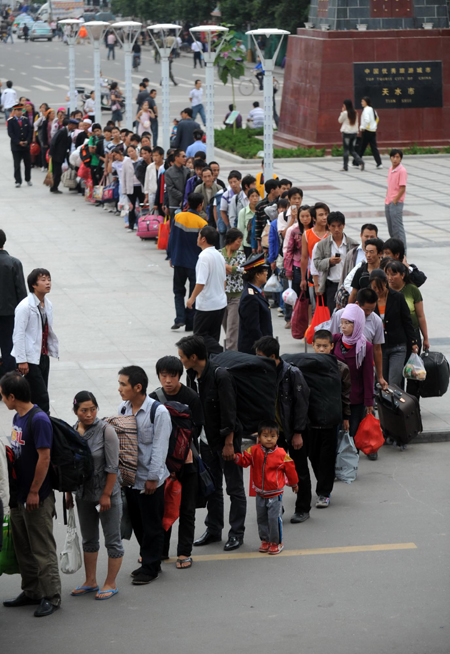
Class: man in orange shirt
385,148,408,251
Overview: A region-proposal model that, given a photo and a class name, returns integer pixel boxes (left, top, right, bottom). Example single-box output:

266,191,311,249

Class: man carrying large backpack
0,372,61,618
177,335,246,552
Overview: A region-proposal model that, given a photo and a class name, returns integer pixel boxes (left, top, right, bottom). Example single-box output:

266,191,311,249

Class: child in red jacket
235,420,298,555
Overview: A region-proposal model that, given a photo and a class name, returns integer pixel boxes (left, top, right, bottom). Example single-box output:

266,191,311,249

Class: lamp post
147,23,181,153
84,21,110,122
189,25,229,161
245,28,289,181
111,21,142,130
58,19,81,113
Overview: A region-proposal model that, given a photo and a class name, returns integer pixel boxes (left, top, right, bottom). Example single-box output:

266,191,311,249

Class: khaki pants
11,494,61,606
222,296,240,351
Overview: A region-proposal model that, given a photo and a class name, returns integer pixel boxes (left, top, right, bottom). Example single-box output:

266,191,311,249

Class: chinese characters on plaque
353,61,443,108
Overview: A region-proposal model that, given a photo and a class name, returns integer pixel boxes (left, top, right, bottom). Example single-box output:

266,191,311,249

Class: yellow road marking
167,543,417,563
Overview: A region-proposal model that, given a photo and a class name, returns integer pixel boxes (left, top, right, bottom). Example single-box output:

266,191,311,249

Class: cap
68,118,80,125
243,253,270,272
12,103,24,110
84,118,92,124
57,107,66,113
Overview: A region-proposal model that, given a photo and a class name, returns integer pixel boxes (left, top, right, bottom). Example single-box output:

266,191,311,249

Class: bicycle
238,73,279,96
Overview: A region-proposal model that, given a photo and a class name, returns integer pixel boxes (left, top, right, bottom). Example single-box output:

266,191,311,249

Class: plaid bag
103,415,138,488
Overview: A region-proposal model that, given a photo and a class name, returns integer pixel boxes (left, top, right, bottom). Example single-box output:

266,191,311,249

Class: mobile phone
335,253,341,258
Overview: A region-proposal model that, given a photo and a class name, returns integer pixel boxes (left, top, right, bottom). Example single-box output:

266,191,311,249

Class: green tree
215,30,246,132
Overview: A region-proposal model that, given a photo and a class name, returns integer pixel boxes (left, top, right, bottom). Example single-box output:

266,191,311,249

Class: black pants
359,130,382,166
308,426,338,498
325,280,339,316
127,188,145,230
0,315,16,373
256,72,264,90
200,440,246,540
194,308,225,355
163,464,198,558
12,148,31,184
51,160,63,191
349,403,365,439
342,133,362,170
193,51,202,68
279,433,312,515
173,266,196,330
27,354,50,414
91,165,102,187
124,484,165,577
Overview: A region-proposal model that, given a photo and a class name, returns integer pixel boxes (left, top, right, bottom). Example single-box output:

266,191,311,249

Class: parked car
12,14,34,36
30,21,53,41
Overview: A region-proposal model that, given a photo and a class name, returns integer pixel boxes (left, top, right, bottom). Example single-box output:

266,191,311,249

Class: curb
242,432,450,449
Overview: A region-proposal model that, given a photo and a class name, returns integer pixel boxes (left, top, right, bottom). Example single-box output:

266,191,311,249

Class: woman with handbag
110,82,124,127
122,145,145,232
338,99,364,172
66,391,123,601
359,96,383,169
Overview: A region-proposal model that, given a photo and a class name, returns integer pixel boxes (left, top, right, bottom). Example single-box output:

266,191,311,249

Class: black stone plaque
354,61,443,108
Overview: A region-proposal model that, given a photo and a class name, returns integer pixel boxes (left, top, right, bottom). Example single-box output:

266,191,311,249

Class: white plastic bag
335,430,358,484
264,274,283,294
282,281,298,306
403,352,427,381
60,508,82,575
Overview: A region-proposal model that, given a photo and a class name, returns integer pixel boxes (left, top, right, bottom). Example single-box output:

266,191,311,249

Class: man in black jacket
7,104,33,188
165,149,191,218
177,335,246,552
254,336,312,522
0,230,27,374
382,237,426,288
49,118,78,193
172,108,200,152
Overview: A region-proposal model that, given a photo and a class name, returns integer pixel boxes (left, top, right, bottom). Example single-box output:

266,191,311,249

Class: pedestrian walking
359,96,382,168
7,103,33,188
66,391,123,601
338,99,364,171
1,81,17,121
147,89,159,146
189,80,206,126
191,40,203,68
1,372,61,617
385,148,408,250
187,226,227,355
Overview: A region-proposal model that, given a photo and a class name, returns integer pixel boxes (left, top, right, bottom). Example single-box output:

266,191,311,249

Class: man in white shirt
189,80,206,126
187,226,227,354
118,365,171,585
191,40,203,68
144,145,164,209
1,81,18,122
247,101,264,129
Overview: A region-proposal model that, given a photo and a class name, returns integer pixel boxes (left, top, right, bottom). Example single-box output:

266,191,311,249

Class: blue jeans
151,119,158,146
173,266,196,329
192,103,206,126
382,343,407,388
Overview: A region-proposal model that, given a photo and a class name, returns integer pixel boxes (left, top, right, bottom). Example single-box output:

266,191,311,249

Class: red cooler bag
304,296,330,344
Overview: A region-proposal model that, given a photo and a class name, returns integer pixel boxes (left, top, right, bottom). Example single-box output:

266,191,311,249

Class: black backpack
150,394,193,473
80,143,92,167
27,407,94,492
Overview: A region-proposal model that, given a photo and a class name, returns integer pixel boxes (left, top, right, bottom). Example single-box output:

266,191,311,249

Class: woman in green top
221,228,246,351
385,260,430,351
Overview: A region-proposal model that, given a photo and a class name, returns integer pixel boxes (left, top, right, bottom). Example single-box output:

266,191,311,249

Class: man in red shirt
385,148,408,251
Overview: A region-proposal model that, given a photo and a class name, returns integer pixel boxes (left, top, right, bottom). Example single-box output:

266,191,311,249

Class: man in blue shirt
185,130,207,159
1,372,61,617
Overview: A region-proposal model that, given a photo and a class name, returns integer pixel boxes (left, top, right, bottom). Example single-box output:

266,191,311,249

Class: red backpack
151,392,193,473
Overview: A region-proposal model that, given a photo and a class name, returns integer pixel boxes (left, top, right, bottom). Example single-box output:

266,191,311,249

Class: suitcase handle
376,383,403,408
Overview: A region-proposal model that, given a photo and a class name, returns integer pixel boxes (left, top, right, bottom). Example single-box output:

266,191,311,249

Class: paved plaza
0,39,449,654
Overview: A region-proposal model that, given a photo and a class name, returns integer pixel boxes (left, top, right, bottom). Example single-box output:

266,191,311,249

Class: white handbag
60,508,83,574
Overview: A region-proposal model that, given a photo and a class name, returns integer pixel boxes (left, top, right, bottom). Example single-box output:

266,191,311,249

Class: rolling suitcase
419,351,449,398
377,383,422,444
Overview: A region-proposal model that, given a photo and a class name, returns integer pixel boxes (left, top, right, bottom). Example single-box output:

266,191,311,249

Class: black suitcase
419,351,450,398
377,384,422,444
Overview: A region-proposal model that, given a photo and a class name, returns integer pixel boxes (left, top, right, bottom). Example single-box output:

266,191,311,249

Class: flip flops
95,588,119,601
176,557,193,570
70,585,99,596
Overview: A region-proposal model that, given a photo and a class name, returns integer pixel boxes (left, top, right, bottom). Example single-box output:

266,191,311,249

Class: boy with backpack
0,372,61,617
149,355,205,569
235,420,298,555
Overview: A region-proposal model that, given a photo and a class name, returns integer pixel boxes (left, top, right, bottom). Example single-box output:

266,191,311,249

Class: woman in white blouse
338,99,364,172
359,96,383,169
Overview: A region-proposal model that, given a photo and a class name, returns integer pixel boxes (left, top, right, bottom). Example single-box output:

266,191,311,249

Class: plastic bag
162,477,182,531
0,514,20,576
264,274,283,294
403,353,427,381
291,292,309,339
354,413,384,455
305,295,330,344
157,220,170,250
335,430,358,483
282,282,298,307
60,508,82,575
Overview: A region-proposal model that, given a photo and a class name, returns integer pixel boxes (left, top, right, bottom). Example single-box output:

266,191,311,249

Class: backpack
151,393,193,473
80,143,91,167
27,407,94,492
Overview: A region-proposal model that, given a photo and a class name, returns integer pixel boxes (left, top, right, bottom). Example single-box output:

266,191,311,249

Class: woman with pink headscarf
332,304,375,452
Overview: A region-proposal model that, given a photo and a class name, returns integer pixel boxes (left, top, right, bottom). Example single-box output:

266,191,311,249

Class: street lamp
84,21,110,122
111,21,142,130
58,19,81,114
245,28,289,181
189,25,229,161
147,23,181,153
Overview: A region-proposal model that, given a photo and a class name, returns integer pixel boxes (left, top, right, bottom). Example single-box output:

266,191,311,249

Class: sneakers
360,161,365,171
316,496,330,509
376,164,384,169
15,183,21,188
27,181,33,186
259,541,270,553
385,436,394,445
268,542,284,555
367,452,378,461
284,321,291,329
290,512,310,524
171,322,185,330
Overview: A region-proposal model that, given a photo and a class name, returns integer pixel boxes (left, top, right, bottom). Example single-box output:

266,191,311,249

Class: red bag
157,219,170,250
304,295,330,344
78,162,91,181
354,413,384,455
162,477,182,531
30,142,41,156
291,292,309,340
